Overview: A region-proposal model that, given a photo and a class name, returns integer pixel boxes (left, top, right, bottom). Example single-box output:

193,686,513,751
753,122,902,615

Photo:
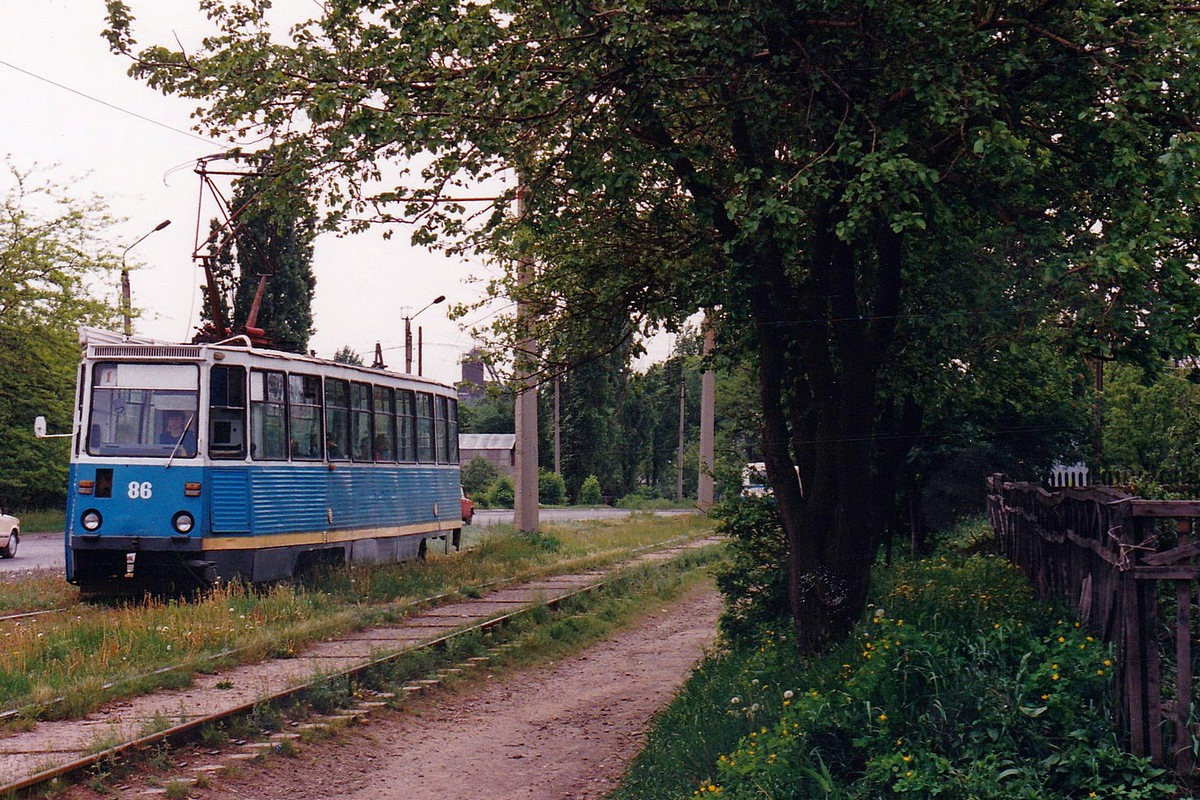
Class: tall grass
0,513,713,719
611,519,1179,800
10,508,64,533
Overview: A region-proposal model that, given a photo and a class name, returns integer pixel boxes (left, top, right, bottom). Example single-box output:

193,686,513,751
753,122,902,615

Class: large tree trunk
752,213,904,654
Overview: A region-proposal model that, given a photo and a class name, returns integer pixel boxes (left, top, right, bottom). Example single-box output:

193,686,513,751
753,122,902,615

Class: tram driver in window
160,411,197,455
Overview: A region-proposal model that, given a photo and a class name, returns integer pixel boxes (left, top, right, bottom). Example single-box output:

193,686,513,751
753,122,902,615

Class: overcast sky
0,0,503,387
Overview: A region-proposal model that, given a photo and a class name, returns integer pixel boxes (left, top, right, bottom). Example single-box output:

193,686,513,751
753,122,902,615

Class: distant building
459,433,516,476
457,348,487,404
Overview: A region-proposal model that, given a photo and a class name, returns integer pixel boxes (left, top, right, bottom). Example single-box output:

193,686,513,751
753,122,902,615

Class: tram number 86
127,481,153,500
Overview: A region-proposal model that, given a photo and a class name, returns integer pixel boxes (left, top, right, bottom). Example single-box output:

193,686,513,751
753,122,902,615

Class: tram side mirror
34,416,73,439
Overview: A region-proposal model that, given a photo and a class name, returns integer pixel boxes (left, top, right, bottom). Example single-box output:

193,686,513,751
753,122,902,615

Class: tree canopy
0,161,121,508
106,1,1200,650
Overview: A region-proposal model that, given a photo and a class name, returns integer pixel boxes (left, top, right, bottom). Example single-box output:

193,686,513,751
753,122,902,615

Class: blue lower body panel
65,461,461,589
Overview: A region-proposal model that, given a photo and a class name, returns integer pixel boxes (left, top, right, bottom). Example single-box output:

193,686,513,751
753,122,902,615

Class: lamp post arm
119,219,172,338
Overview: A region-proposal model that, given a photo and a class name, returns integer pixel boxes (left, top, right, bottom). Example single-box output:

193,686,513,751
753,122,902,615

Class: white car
0,509,18,558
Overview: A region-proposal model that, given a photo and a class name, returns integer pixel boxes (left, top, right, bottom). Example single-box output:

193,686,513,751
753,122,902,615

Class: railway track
0,534,722,795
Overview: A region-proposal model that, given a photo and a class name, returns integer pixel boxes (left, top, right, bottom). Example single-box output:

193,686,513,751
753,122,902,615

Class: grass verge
610,518,1181,800
0,513,712,721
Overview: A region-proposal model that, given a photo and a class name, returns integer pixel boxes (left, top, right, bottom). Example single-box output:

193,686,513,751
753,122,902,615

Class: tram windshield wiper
164,412,197,469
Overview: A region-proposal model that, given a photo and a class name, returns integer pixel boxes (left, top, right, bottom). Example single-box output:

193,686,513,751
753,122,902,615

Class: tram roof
78,327,453,391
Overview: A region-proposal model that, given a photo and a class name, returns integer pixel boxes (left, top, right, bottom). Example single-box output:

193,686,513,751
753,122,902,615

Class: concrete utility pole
553,375,561,475
513,179,540,532
697,314,716,511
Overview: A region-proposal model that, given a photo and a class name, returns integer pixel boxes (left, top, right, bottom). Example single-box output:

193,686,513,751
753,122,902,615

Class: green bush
711,495,790,646
461,456,500,497
615,486,677,509
486,475,515,508
614,519,1181,800
579,474,603,505
538,469,567,505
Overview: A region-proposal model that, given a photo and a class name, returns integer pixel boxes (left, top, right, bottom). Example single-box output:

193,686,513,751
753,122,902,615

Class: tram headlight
172,511,195,535
81,509,102,532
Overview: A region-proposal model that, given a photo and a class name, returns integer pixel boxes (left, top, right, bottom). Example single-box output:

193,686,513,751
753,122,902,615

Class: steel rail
0,608,67,624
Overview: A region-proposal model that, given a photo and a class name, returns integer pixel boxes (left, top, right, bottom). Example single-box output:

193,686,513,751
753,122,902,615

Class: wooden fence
987,474,1200,779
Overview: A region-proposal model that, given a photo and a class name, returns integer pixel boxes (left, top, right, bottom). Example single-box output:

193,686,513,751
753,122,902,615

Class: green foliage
1102,361,1200,486
711,496,790,646
0,161,121,509
617,520,1178,799
557,333,635,500
538,469,566,505
332,346,363,365
578,475,603,506
199,161,317,353
486,475,515,508
461,456,500,497
615,486,675,509
458,391,514,434
106,0,1200,647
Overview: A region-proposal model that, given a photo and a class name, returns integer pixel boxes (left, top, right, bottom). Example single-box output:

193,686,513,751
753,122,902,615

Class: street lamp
120,219,172,337
404,294,446,375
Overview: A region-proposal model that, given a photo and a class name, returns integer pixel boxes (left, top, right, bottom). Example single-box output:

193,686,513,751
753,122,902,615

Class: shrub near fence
987,474,1200,782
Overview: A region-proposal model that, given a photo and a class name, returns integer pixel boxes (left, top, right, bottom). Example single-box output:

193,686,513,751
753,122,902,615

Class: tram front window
87,363,200,458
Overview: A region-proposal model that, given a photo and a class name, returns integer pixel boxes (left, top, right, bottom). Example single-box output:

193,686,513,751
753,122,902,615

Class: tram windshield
87,363,199,458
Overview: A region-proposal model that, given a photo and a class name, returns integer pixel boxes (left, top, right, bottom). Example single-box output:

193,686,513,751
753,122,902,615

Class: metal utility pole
513,179,540,532
697,314,716,511
120,219,172,337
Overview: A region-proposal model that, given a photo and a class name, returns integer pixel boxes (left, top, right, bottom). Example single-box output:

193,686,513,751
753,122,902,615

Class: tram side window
445,397,459,464
434,395,447,463
350,382,373,461
373,386,396,462
324,379,351,460
397,390,416,462
288,374,323,460
209,365,246,459
416,392,435,462
250,370,288,460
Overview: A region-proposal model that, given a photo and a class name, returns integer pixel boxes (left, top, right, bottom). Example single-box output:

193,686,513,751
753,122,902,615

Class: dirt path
94,584,721,800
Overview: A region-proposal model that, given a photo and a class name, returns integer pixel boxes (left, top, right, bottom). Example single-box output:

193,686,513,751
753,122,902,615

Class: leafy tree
558,339,633,500
106,2,1200,651
1102,362,1200,484
458,390,514,434
0,161,121,508
332,346,363,366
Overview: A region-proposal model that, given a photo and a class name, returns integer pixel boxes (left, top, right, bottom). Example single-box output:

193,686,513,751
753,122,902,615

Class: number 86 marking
127,481,153,499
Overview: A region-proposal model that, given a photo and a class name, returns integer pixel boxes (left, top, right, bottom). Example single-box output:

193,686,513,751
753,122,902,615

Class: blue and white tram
63,331,463,592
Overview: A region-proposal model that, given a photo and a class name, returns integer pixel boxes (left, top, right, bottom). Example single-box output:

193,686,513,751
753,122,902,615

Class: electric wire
0,57,229,148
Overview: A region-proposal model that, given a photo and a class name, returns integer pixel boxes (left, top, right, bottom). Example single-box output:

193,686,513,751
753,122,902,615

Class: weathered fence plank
986,474,1200,782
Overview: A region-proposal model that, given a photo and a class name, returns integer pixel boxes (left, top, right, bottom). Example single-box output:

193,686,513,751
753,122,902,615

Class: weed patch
614,518,1180,800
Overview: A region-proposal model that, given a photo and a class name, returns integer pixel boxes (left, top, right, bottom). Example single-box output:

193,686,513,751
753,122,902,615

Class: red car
460,486,475,525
